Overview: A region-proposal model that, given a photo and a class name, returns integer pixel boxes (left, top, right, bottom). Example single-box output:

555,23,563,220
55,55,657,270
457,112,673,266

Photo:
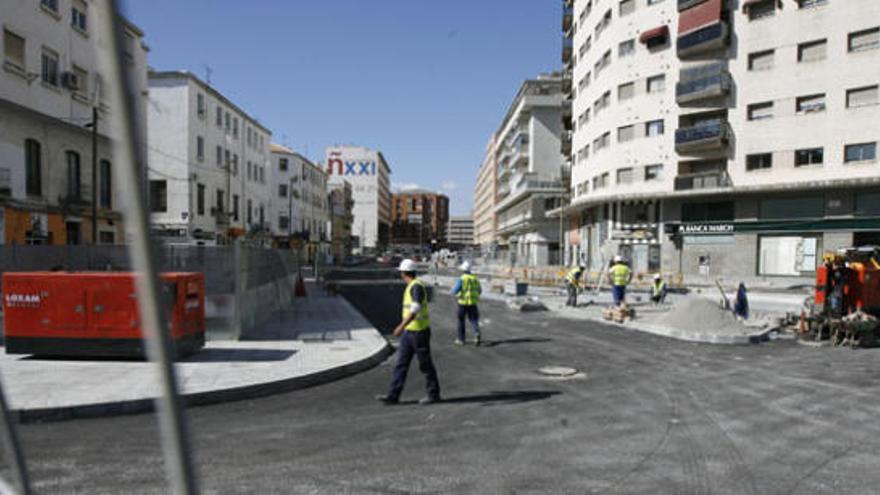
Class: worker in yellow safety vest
651,273,667,305
607,255,632,307
376,259,441,405
451,261,482,346
565,265,585,307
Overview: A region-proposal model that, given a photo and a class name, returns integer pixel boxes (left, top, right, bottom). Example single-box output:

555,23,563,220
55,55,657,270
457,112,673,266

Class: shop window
855,191,880,216
149,180,167,212
758,236,818,276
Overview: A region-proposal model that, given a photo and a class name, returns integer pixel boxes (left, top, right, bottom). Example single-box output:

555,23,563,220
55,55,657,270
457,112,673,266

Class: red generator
2,272,205,358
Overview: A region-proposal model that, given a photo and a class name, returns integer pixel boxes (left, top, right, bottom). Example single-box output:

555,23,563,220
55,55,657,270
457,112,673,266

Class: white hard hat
613,255,624,263
653,273,662,280
459,261,471,272
397,259,417,272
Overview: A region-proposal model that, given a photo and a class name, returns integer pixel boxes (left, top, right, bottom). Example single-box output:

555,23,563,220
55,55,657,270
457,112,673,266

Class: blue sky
124,1,561,215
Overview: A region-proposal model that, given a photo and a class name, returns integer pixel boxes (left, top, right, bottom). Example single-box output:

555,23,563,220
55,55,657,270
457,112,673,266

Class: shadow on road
481,337,552,347
440,390,561,405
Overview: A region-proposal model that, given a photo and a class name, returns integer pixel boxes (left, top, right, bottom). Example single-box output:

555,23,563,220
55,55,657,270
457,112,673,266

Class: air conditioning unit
61,71,81,91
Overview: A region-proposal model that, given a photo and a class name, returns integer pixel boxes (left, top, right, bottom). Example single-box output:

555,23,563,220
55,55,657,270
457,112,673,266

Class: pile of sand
656,297,749,334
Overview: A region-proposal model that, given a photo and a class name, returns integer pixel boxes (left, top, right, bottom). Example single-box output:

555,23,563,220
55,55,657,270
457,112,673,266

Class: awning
639,25,669,44
678,0,721,35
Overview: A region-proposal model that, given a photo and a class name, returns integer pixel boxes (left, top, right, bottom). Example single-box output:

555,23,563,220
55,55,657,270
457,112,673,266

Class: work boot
374,394,399,405
453,339,464,346
474,335,481,347
419,396,440,405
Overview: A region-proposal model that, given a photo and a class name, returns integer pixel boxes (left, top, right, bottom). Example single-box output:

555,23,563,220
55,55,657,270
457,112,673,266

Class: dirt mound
657,297,748,334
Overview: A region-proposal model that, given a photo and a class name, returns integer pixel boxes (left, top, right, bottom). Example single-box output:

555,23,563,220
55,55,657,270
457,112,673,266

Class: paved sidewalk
0,283,390,422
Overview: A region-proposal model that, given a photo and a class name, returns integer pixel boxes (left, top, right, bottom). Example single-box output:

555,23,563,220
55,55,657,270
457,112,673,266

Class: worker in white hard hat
607,255,632,307
376,259,441,405
650,273,667,305
451,260,482,346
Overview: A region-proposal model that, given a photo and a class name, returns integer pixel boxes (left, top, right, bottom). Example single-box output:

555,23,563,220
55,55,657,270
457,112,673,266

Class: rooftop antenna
204,65,213,85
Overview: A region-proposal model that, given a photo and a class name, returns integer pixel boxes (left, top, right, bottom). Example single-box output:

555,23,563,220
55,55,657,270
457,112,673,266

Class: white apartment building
562,0,879,284
269,144,329,260
325,145,391,253
473,134,497,254
494,74,566,267
447,215,475,247
0,0,148,244
147,71,272,245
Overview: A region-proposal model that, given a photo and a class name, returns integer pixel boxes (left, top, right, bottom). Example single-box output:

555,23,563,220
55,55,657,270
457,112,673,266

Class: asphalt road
12,286,880,494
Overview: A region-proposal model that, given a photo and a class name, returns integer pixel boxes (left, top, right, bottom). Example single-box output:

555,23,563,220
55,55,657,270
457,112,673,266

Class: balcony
0,168,10,196
59,184,92,207
675,120,730,154
677,22,729,58
562,37,573,64
562,4,573,33
561,75,572,96
561,131,572,156
676,65,731,104
674,171,732,191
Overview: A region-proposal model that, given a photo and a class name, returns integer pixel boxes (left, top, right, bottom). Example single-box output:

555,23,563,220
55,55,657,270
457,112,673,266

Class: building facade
494,74,566,267
0,1,148,245
562,0,880,285
329,179,354,262
390,189,449,249
325,146,391,253
473,134,498,255
269,144,329,261
447,215,475,248
146,71,272,245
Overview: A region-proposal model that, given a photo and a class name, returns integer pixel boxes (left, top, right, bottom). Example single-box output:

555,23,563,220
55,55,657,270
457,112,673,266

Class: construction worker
565,265,585,307
607,255,632,307
451,261,482,346
376,259,441,405
650,273,667,305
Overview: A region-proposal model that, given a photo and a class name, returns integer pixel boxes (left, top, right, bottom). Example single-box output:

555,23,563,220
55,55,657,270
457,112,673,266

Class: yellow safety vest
402,278,430,331
610,264,631,286
652,280,667,296
566,267,583,284
457,274,481,306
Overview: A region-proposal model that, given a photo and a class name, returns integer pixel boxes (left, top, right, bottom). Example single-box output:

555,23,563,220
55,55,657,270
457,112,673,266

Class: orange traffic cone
295,273,307,298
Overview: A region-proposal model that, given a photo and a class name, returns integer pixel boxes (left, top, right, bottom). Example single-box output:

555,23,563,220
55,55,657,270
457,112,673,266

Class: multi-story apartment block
325,146,391,253
473,134,498,255
494,74,566,267
562,0,879,284
147,71,272,245
0,0,148,244
447,215,475,248
329,179,354,262
390,189,449,248
269,144,329,261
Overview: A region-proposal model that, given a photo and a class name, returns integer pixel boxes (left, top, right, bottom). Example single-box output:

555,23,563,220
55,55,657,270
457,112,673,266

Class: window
196,136,204,161
648,0,664,4
646,74,665,93
233,194,240,221
796,94,826,114
618,39,635,58
41,48,59,87
232,155,238,175
247,199,253,224
618,82,635,100
798,0,828,8
759,236,819,275
846,85,879,108
224,112,230,131
216,189,225,213
279,216,290,231
233,117,239,138
25,138,42,196
616,167,634,184
99,159,112,208
795,148,824,167
748,101,774,120
797,39,827,62
619,0,635,17
645,119,664,136
41,0,59,14
746,153,773,171
279,184,288,198
844,142,877,163
215,106,223,126
747,0,776,20
71,0,87,32
280,158,288,171
149,180,167,212
595,50,611,76
247,161,252,181
748,50,774,70
71,65,88,97
99,231,115,244
849,27,879,52
216,146,222,165
617,125,635,143
682,201,734,222
645,164,663,181
197,93,206,117
4,29,26,71
197,183,205,215
66,150,81,198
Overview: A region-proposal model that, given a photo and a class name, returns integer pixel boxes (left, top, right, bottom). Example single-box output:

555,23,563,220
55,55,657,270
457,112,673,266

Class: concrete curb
12,339,393,424
569,314,777,345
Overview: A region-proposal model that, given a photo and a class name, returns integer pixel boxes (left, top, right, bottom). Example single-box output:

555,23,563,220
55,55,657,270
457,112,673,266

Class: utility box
2,272,205,358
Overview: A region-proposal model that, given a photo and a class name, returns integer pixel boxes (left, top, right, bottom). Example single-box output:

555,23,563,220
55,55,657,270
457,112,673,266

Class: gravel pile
657,297,750,334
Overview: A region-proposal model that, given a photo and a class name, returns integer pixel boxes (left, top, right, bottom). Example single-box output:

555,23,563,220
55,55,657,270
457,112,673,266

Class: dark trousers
456,305,480,341
387,328,440,401
612,285,627,306
566,283,578,306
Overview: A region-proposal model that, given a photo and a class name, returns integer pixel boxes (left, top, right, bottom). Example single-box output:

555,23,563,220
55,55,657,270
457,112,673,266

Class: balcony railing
676,70,731,104
59,183,92,206
562,5,573,32
675,120,730,153
0,168,10,196
674,171,732,191
562,37,573,64
677,22,729,58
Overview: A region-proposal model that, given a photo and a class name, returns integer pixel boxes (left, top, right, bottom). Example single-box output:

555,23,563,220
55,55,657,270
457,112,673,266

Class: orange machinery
2,272,205,358
814,247,880,317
